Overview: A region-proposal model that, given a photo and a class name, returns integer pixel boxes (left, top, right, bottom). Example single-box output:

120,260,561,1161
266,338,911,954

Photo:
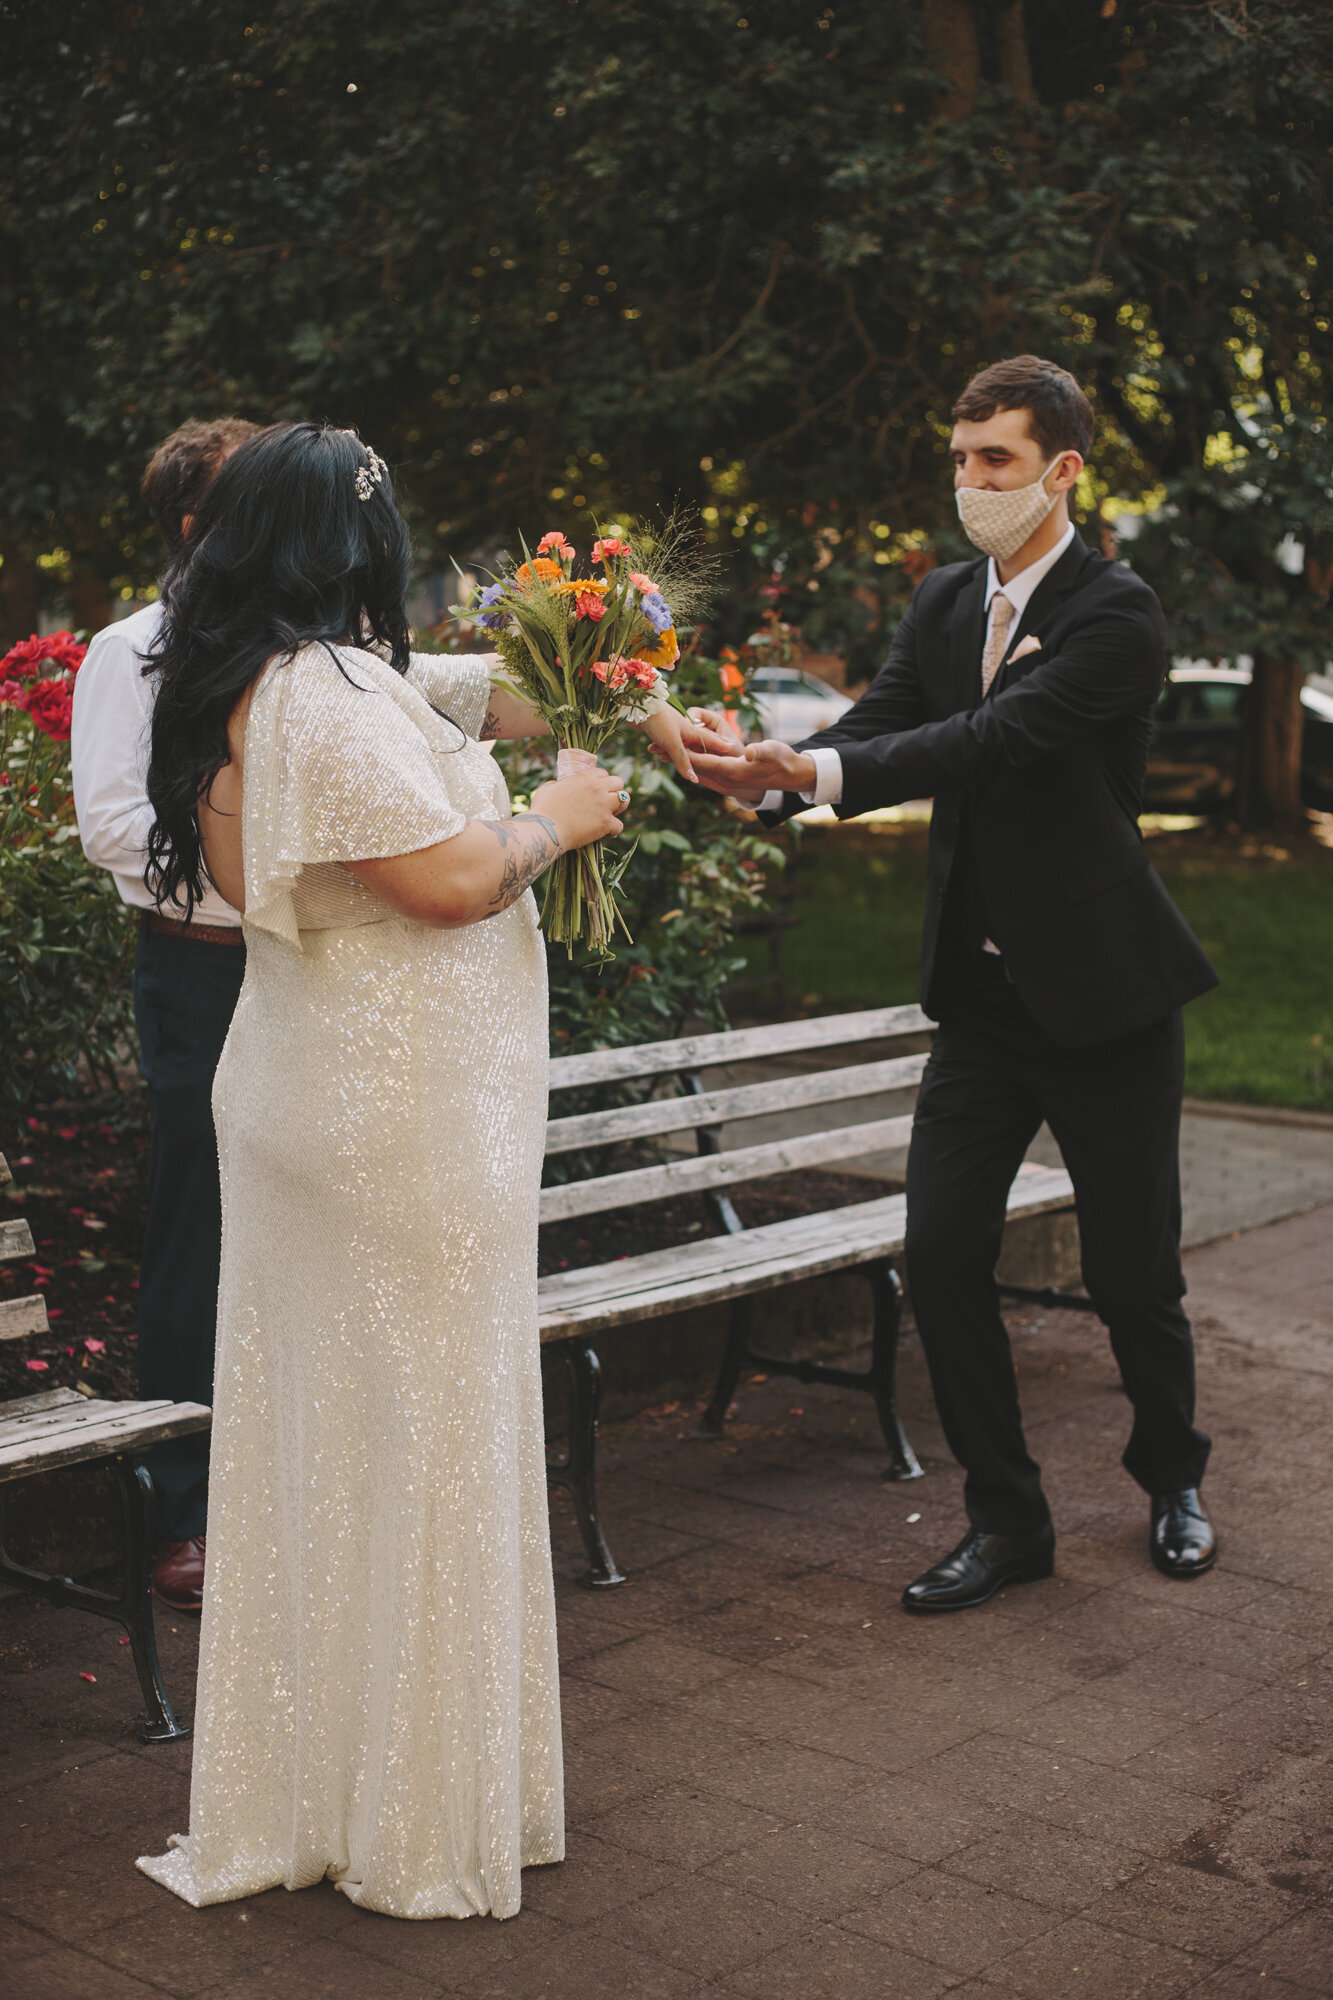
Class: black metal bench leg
117,1459,190,1743
866,1263,923,1482
701,1296,752,1436
559,1343,625,1590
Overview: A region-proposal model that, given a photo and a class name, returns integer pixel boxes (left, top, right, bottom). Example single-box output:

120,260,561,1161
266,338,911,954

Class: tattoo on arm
481,814,561,912
480,701,503,741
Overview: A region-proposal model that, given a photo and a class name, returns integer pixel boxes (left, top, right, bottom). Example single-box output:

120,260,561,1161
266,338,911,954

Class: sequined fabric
138,645,563,1919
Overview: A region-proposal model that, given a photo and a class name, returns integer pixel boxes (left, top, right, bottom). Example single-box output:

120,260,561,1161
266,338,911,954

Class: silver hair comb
354,444,387,502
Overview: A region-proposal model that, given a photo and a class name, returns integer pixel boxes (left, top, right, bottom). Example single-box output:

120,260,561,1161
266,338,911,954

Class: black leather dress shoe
901,1525,1055,1614
1150,1488,1217,1577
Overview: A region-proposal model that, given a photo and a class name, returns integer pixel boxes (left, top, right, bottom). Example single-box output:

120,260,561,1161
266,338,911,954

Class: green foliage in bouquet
491,649,783,1058
1,635,137,1104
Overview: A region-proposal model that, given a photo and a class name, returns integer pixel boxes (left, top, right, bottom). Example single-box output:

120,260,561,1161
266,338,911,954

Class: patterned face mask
955,457,1064,561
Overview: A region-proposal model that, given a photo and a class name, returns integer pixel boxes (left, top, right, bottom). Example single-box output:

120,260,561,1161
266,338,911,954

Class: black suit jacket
762,535,1218,1046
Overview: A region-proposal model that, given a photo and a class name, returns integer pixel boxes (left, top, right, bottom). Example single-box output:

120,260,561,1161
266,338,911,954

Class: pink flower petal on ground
25,1359,49,1372
79,1672,97,1683
84,1339,106,1353
118,1636,130,1645
56,1128,78,1141
15,1155,34,1167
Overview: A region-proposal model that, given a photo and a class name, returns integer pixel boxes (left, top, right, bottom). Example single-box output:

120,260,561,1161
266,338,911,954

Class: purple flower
475,581,508,630
640,592,672,633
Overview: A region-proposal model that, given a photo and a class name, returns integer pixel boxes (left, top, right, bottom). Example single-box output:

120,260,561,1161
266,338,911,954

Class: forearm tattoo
480,701,503,741
482,814,561,912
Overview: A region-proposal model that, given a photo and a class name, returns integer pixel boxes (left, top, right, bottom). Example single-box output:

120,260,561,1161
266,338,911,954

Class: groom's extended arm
694,575,1166,816
832,582,1166,816
714,591,931,822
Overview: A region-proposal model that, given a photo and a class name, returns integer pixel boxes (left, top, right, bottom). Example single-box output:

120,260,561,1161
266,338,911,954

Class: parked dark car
1145,666,1333,814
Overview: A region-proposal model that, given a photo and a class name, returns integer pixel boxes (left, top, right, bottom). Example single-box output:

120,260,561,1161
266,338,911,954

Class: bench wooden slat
1,1218,35,1262
538,1167,1076,1339
539,1114,917,1224
0,1151,11,1187
0,1397,212,1484
0,1387,83,1422
0,1294,50,1342
545,1053,930,1157
548,1004,932,1092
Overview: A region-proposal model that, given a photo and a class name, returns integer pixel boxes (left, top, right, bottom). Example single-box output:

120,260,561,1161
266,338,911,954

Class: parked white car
748,665,852,743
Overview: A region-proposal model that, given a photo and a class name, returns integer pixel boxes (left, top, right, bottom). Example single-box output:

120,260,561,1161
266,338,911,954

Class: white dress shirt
70,600,244,925
756,521,1077,815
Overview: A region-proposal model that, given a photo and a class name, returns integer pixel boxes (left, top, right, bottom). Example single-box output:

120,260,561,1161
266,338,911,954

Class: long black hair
144,420,412,920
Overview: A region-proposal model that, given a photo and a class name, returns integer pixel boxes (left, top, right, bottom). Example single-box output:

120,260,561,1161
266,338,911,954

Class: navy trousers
132,921,245,1541
905,949,1210,1537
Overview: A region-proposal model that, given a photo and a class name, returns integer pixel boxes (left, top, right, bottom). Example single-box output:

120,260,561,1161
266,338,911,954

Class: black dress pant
904,949,1210,1536
132,921,245,1541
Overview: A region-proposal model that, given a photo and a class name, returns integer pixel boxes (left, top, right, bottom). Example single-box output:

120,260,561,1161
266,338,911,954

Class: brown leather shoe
153,1536,206,1612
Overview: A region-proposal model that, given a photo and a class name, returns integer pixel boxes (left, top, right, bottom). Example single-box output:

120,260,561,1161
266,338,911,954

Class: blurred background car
1145,663,1333,814
748,665,852,743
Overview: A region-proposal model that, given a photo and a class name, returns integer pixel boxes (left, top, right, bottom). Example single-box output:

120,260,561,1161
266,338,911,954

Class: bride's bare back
197,693,252,912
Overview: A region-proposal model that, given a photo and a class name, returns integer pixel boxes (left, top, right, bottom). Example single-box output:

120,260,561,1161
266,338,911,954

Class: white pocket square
1010,634,1043,661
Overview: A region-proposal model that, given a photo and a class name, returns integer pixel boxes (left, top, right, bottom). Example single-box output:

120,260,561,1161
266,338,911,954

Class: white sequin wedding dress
139,644,563,1919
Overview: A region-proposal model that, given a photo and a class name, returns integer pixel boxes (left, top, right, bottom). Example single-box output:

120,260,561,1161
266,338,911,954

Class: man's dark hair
952,356,1095,460
141,417,261,553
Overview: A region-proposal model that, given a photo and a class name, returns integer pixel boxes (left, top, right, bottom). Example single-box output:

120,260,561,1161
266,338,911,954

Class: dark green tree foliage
2,1,1330,818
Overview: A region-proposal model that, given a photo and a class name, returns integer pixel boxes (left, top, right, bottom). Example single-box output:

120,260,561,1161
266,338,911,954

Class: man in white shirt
689,357,1219,1615
72,417,258,1611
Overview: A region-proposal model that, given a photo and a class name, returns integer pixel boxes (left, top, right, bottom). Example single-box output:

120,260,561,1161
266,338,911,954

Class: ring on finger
618,789,630,806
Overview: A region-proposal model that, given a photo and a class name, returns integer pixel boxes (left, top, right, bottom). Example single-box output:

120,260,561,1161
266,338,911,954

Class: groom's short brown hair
953,357,1095,460
142,417,261,553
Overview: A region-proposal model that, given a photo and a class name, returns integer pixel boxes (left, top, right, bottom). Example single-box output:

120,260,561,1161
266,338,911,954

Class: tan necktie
981,592,1014,695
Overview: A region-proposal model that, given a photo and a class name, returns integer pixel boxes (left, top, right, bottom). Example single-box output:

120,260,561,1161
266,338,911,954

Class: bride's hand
634,704,746,781
530,764,627,850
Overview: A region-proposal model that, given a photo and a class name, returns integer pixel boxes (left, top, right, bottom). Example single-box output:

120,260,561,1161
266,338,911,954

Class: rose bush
1,634,137,1103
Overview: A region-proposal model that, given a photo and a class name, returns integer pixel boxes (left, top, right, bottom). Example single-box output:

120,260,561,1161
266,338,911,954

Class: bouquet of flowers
459,516,713,955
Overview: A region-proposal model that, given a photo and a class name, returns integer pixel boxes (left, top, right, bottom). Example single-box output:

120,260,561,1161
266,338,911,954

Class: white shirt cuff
749,745,844,816
800,745,844,807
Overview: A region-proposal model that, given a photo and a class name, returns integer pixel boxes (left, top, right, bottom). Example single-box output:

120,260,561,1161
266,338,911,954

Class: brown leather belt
144,911,245,948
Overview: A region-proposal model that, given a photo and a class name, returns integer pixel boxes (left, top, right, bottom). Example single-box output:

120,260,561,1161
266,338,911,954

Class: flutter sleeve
405,650,499,740
243,644,468,949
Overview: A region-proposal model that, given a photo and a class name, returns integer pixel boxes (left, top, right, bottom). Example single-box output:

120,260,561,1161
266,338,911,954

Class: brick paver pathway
3,1205,1332,1998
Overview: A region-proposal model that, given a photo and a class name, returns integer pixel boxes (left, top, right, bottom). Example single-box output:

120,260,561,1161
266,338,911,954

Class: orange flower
514,556,562,589
555,576,609,597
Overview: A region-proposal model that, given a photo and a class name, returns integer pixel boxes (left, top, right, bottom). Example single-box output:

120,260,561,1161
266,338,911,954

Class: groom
691,355,1220,1611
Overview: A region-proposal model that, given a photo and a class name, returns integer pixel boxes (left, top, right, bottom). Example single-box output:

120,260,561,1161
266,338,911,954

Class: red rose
24,678,74,740
0,630,87,684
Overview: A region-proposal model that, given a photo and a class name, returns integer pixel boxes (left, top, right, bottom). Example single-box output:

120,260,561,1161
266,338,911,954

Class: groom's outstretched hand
683,708,817,803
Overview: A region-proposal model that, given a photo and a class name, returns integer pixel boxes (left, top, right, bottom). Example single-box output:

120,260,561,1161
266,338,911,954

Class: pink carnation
627,572,659,595
592,537,632,563
574,591,606,623
537,532,575,561
591,655,657,693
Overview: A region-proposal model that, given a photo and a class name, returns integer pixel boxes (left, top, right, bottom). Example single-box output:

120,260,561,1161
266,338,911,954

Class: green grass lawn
747,825,1333,1111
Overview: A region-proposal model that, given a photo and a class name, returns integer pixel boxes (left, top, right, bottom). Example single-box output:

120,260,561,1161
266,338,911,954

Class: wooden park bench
539,1005,1078,1587
0,1149,209,1741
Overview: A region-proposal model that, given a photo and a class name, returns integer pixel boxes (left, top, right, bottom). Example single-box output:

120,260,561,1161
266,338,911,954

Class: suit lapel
988,535,1096,697
949,565,988,711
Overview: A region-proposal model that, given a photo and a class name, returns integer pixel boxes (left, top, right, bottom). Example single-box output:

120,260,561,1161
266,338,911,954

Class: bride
136,420,699,1919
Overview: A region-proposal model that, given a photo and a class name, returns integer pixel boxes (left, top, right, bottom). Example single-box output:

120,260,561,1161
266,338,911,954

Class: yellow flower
555,576,610,597
639,626,679,667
